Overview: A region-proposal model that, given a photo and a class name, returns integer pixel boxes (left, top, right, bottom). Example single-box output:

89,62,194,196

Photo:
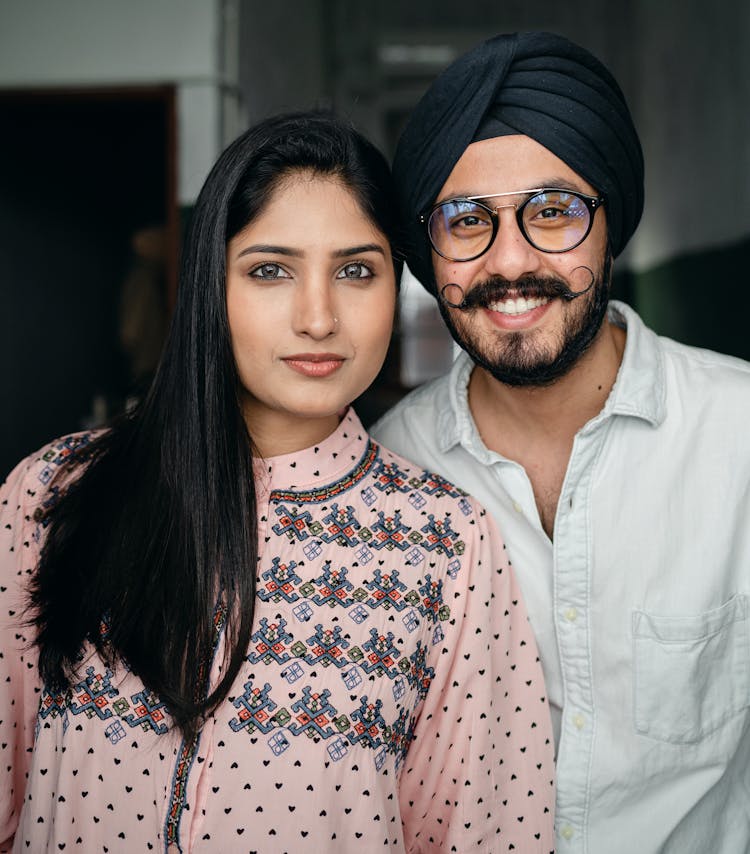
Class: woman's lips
282,353,345,378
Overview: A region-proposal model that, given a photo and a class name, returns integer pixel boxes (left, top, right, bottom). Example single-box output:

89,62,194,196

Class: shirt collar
438,299,666,454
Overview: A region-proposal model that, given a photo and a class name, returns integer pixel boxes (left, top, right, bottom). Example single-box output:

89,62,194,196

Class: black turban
393,31,644,295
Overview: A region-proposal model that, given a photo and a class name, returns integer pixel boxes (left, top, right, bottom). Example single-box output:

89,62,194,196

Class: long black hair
30,111,405,739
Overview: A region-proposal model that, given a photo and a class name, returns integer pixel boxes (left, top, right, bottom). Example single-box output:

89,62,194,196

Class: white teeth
488,296,550,316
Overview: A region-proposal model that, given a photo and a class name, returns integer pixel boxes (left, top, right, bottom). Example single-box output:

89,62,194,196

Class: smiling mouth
487,296,551,316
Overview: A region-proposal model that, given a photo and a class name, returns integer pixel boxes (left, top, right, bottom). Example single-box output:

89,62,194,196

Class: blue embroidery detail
104,720,127,744
360,628,400,677
121,689,170,734
365,568,408,611
311,561,354,607
69,666,118,720
348,603,369,624
289,687,338,738
258,557,302,603
293,601,314,622
305,624,350,668
272,505,313,542
421,513,459,557
349,696,386,748
268,730,290,756
248,617,294,665
229,681,278,734
320,503,361,546
370,510,411,552
327,736,349,762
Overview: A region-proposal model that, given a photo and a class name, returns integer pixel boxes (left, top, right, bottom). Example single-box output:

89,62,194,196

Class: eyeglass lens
428,191,592,259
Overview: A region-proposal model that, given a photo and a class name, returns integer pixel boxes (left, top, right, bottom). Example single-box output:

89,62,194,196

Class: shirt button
564,607,578,622
573,713,585,730
512,500,523,513
560,824,574,841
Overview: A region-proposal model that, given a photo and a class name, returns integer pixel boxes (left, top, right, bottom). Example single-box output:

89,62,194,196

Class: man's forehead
436,134,597,203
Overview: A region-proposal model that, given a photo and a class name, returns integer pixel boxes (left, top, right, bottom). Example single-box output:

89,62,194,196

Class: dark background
1,0,748,476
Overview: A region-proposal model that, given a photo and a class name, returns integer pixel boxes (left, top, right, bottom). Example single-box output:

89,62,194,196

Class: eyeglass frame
420,187,605,261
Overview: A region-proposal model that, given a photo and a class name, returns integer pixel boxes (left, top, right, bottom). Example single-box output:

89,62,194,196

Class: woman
0,113,554,852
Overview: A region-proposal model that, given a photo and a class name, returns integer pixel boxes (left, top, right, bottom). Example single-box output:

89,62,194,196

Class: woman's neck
243,408,343,458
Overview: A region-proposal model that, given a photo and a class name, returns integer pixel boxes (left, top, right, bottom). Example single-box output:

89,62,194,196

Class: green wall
615,236,750,361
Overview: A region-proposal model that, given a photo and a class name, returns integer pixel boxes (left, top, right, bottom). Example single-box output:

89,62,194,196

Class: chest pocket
632,595,750,743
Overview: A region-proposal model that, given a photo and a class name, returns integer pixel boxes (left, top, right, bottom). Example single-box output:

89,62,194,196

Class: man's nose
481,206,542,282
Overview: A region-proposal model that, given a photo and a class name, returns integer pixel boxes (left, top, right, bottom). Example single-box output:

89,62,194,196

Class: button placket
554,421,611,852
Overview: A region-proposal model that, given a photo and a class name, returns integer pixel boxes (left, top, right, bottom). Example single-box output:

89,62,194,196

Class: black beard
437,254,612,388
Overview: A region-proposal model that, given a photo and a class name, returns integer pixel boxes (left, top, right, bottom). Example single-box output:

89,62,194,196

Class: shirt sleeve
399,500,555,853
0,454,46,852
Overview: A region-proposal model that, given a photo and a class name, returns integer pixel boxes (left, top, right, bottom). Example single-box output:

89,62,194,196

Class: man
372,31,750,853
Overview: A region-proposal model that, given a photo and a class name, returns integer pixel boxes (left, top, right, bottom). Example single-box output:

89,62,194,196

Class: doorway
0,86,177,477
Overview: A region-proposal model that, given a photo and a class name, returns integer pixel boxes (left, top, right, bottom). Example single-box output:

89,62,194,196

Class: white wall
0,0,238,204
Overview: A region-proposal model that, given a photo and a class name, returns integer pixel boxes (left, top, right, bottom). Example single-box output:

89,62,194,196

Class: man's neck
468,317,626,445
467,317,626,537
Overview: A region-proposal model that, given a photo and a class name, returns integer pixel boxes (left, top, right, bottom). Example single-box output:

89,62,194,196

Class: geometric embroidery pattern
348,696,386,748
420,513,460,557
418,470,466,499
365,568,408,611
417,574,445,624
360,629,400,678
270,441,378,505
368,510,411,552
229,681,281,734
69,666,119,721
371,457,412,495
289,687,338,739
32,435,483,838
120,688,170,735
258,557,302,603
305,624,350,668
319,503,361,546
310,562,354,608
248,617,294,665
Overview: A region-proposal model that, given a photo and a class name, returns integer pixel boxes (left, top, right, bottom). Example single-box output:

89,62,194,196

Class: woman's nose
292,281,337,339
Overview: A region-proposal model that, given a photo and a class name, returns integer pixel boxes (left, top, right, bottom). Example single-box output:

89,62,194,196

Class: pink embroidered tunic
0,410,555,853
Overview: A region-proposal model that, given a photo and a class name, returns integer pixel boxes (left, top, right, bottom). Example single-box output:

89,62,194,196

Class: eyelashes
335,261,374,280
247,260,376,282
249,262,291,281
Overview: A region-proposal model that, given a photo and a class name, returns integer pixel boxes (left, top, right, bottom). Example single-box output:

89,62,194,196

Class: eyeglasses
421,187,605,260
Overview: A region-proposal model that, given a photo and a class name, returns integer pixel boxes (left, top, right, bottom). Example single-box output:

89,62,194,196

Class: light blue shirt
372,301,750,853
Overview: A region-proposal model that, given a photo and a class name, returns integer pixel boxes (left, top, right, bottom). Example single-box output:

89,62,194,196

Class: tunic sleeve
0,455,45,852
399,501,555,853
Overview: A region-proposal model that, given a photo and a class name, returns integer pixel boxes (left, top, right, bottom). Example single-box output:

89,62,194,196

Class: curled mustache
439,268,595,311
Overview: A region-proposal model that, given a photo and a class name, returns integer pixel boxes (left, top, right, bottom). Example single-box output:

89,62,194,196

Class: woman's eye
250,263,290,280
337,262,373,280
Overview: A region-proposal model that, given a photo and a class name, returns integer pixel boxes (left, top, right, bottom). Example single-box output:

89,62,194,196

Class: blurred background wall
1,0,748,475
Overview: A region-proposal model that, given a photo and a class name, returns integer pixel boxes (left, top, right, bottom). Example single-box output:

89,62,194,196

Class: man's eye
250,263,289,280
337,262,373,279
456,215,485,227
449,213,492,232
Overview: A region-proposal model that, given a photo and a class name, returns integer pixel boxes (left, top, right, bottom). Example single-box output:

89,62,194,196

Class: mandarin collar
254,408,371,496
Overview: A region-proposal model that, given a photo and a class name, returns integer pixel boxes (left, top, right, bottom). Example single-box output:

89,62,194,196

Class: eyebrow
332,243,386,259
236,244,301,260
235,243,386,261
